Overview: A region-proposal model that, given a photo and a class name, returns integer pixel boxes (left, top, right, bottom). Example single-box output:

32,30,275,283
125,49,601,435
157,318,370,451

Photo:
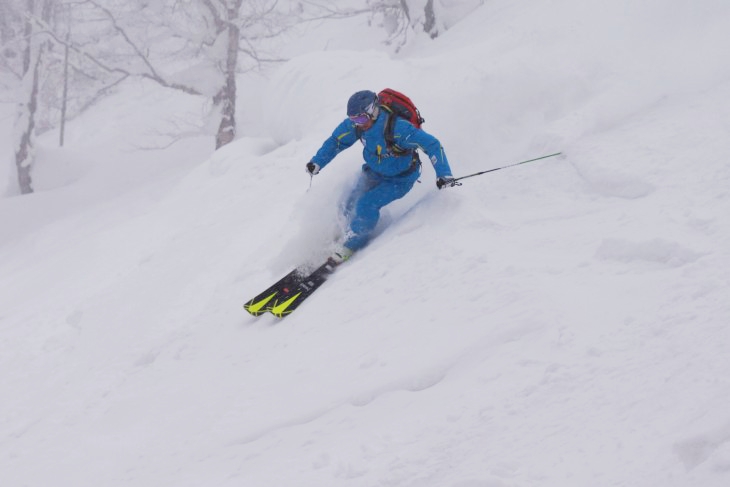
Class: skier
306,90,456,263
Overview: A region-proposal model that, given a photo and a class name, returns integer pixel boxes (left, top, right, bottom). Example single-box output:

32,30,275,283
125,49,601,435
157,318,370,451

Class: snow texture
1,1,730,486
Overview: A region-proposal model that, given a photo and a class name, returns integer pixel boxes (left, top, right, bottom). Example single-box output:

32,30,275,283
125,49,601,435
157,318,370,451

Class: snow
2,1,730,486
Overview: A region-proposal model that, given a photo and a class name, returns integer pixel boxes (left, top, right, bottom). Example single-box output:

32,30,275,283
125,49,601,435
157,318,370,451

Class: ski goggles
349,113,372,125
348,101,377,125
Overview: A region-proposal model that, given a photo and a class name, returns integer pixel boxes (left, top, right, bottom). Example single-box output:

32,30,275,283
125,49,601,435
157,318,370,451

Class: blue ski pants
342,164,420,251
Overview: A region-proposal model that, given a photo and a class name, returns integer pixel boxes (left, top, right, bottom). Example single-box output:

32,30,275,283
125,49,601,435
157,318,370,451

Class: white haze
1,1,730,486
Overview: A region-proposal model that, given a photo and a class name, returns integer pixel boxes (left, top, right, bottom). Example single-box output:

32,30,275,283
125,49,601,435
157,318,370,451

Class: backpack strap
354,106,414,157
380,105,412,156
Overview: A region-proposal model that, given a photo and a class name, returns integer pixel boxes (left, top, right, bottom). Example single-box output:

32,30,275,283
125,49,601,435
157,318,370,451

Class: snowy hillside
2,1,730,486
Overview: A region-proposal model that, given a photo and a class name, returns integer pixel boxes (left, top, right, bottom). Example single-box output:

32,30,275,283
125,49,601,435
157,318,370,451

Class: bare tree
366,0,444,49
55,0,293,150
423,0,438,39
59,30,70,146
197,0,295,148
201,0,244,149
13,0,53,194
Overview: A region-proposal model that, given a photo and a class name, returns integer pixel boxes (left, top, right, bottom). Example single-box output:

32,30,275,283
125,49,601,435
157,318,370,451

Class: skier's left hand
436,176,458,189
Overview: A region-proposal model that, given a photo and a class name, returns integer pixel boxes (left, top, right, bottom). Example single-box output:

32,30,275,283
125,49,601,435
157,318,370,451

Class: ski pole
452,152,562,184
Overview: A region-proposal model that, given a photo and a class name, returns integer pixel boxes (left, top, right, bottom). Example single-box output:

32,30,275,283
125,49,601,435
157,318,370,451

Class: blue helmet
347,90,378,117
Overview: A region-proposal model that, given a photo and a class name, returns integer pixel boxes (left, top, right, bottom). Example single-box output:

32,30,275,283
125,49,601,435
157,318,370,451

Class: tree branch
31,13,202,96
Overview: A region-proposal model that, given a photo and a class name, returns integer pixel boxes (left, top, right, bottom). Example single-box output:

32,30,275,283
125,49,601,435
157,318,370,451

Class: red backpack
378,89,424,155
356,89,425,155
377,88,425,129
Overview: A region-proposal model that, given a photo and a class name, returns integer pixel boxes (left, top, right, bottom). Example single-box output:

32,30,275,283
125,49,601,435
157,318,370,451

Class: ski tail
243,268,303,316
244,291,279,316
268,259,337,317
269,291,304,318
244,257,342,318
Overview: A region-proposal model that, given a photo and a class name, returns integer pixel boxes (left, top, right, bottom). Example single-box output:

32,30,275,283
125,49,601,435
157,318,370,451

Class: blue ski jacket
310,111,453,180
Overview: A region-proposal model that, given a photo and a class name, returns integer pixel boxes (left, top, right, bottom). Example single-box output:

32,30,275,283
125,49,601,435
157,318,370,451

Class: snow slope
2,1,730,486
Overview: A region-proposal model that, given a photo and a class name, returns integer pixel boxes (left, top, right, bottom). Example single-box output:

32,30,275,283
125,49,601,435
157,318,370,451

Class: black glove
436,176,458,189
306,162,320,176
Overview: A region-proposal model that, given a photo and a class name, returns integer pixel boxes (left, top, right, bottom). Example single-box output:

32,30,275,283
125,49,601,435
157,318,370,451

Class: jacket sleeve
310,119,360,169
392,119,453,178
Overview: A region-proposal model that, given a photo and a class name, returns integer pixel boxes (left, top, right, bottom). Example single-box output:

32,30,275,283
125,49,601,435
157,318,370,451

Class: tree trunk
14,0,45,195
424,0,439,39
215,1,242,150
21,0,34,74
15,45,44,195
399,0,411,23
60,32,70,147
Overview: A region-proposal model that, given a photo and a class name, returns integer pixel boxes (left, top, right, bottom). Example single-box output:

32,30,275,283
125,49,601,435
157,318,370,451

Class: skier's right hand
306,162,320,176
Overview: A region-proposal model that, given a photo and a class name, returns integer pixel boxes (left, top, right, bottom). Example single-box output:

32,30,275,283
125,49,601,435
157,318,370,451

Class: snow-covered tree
11,0,54,194
366,0,484,50
59,0,301,149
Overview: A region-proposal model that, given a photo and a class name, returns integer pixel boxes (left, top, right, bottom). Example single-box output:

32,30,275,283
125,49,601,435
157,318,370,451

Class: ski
268,258,339,317
244,257,341,318
243,268,304,316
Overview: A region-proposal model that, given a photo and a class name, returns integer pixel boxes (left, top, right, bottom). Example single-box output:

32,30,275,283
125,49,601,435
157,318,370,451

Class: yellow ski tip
269,292,302,318
244,292,278,316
